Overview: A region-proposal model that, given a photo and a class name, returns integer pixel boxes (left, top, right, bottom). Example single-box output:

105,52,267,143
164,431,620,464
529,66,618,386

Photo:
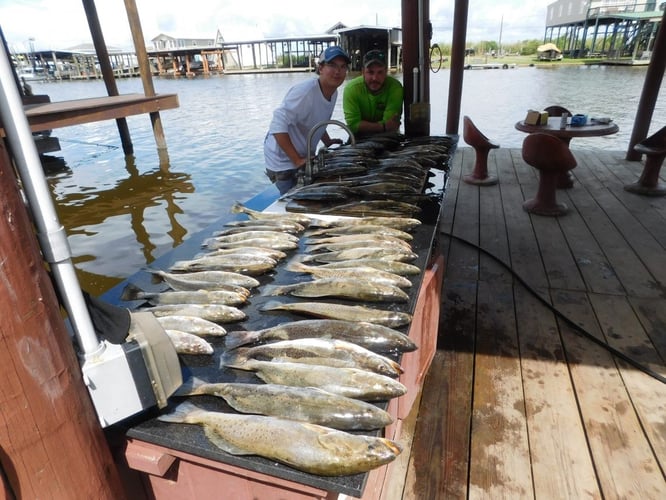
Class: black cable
441,230,666,384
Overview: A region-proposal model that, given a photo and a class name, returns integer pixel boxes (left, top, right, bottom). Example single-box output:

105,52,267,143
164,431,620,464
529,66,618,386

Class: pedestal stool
521,132,577,216
624,125,666,196
462,115,499,185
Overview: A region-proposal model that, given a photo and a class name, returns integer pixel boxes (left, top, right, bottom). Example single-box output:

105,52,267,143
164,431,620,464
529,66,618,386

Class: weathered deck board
515,286,600,499
406,146,666,500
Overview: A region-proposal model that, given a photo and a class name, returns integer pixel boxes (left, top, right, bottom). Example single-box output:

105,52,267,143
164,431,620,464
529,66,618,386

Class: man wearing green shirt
343,50,404,137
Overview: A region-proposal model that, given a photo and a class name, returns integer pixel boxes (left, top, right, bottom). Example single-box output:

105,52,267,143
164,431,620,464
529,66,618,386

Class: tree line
432,39,543,57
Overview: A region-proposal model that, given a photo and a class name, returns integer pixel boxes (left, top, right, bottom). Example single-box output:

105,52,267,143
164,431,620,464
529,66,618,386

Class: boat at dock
464,60,516,70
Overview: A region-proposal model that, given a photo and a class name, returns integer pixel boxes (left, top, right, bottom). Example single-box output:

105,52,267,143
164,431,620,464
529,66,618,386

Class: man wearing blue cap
264,45,350,194
343,49,403,137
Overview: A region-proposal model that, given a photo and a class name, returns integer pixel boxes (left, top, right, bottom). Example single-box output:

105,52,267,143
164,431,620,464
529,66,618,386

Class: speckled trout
223,319,417,354
164,330,213,355
317,258,421,276
222,358,407,402
169,253,277,275
148,269,260,290
260,300,412,328
231,338,403,377
304,233,413,248
313,215,421,231
120,283,248,306
145,304,246,323
222,218,306,233
301,246,417,263
175,378,393,430
305,236,412,253
305,224,413,241
261,278,409,303
158,401,401,476
286,262,413,288
230,201,313,228
156,315,227,336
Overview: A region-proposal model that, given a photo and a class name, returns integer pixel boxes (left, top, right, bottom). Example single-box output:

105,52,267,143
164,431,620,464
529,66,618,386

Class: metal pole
0,41,103,358
626,8,666,160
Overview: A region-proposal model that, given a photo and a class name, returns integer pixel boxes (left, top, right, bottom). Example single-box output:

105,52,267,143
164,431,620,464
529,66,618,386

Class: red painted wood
0,142,126,499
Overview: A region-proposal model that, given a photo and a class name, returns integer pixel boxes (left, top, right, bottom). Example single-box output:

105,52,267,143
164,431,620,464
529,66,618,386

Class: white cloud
0,0,548,52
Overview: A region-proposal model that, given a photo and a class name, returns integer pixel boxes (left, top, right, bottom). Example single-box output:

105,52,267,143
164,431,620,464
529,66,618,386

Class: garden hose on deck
441,231,666,385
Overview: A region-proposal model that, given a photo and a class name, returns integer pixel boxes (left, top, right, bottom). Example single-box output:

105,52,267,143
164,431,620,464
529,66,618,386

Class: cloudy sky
0,0,548,52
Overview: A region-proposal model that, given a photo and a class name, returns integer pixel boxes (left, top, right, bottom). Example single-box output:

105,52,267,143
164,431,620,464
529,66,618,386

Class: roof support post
626,8,666,161
82,0,133,155
123,0,171,167
446,0,469,136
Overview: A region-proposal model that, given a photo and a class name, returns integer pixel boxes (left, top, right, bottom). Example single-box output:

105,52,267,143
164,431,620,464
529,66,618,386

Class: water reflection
47,153,193,293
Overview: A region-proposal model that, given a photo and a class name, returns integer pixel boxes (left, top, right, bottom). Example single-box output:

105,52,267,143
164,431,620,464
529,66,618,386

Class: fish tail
145,268,166,285
304,243,325,252
218,349,249,370
157,401,200,423
285,261,310,274
169,260,191,272
201,237,216,248
260,284,290,297
230,201,256,218
119,282,145,302
230,201,245,214
259,299,287,312
173,376,207,396
224,330,261,350
299,253,316,263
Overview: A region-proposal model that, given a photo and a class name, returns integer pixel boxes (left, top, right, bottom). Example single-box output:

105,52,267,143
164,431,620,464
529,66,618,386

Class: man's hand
385,114,401,132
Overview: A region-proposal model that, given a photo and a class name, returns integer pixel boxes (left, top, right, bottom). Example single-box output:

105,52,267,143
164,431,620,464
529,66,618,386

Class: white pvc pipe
0,42,103,357
417,0,425,101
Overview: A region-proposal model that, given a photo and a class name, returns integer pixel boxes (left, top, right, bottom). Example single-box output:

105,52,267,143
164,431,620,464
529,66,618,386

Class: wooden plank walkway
400,146,666,499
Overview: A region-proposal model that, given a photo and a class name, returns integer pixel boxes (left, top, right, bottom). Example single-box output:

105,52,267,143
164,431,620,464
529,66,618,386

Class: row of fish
280,135,454,217
130,202,430,476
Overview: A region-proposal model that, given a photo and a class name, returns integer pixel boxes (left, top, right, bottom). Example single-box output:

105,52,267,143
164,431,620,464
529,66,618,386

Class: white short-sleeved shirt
264,78,337,172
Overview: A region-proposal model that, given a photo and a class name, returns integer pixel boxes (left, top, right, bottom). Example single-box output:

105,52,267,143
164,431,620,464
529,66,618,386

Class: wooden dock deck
391,146,666,499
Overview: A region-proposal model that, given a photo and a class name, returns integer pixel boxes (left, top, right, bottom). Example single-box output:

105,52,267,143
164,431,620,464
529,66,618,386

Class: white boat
15,67,48,81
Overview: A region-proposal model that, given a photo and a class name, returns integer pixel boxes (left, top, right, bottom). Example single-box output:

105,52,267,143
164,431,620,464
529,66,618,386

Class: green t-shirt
343,75,404,134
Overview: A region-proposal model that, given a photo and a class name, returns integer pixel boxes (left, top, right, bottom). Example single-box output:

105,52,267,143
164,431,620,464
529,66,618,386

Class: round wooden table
515,117,619,188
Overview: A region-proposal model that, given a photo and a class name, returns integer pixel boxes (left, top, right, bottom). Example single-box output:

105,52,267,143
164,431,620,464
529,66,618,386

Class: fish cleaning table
104,144,451,499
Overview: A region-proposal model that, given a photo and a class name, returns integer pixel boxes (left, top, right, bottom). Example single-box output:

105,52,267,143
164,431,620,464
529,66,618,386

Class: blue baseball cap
320,46,351,64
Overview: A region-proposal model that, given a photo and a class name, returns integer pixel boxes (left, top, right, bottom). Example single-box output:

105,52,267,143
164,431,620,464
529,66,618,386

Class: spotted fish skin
223,319,417,354
236,338,403,377
260,300,412,328
175,378,393,430
157,401,402,476
261,278,409,303
222,357,407,401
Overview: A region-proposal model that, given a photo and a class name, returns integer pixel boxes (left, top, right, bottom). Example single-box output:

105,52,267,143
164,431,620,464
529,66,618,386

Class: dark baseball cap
363,50,387,68
320,46,351,64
